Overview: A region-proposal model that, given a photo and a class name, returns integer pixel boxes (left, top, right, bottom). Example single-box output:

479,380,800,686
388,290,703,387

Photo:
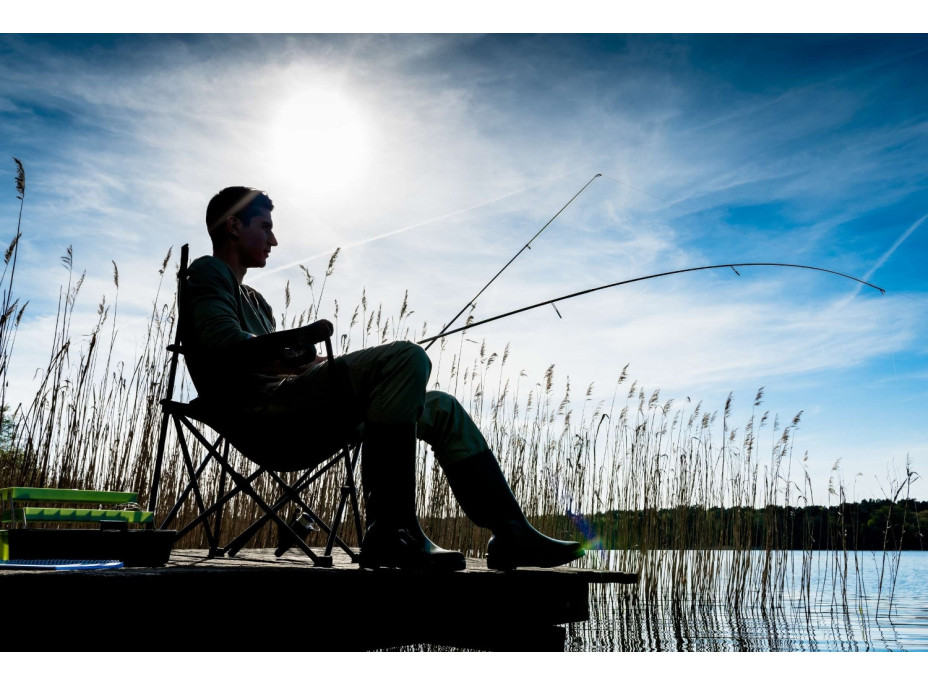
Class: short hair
205,187,274,244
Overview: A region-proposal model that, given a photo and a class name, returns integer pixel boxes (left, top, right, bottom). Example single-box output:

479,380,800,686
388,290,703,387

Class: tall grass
0,160,919,622
0,158,28,458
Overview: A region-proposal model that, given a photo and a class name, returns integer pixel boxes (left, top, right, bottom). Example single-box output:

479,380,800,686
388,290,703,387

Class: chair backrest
148,244,190,514
164,244,190,403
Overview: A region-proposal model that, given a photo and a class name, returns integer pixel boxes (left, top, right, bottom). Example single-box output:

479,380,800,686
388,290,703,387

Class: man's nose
268,231,278,246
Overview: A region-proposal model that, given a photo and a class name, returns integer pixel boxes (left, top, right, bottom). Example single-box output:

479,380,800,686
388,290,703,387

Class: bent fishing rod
422,172,603,351
416,263,885,346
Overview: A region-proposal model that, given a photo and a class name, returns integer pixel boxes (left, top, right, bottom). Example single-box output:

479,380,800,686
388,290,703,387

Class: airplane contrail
861,212,927,284
251,174,577,281
838,211,926,306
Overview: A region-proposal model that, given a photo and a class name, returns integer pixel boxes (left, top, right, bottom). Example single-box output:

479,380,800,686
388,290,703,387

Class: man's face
235,208,277,269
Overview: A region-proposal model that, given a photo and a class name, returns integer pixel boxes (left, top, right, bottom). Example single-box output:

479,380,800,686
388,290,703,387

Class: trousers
238,341,489,470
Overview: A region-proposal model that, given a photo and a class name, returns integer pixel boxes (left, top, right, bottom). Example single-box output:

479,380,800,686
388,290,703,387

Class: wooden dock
1,548,637,651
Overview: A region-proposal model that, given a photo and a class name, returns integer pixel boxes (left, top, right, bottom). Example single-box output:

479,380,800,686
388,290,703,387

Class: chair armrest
293,319,335,345
228,319,334,362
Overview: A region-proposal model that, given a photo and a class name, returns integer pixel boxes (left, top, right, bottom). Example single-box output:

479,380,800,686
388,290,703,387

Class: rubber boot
359,422,465,572
443,449,585,570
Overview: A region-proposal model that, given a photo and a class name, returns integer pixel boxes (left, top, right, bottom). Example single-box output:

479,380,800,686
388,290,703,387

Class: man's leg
338,342,465,571
418,390,585,569
274,341,582,570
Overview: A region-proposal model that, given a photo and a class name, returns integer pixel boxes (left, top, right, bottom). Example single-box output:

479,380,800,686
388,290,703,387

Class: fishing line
417,262,885,345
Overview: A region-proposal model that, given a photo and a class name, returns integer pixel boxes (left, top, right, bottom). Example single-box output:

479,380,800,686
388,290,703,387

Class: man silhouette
180,186,584,571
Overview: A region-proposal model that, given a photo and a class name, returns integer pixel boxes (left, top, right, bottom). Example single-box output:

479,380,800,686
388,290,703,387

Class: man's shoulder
188,255,237,286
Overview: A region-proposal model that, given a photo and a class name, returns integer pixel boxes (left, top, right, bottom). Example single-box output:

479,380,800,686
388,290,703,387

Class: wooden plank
170,547,639,583
0,547,638,651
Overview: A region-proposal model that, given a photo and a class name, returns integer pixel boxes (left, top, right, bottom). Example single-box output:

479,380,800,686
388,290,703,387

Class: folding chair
148,244,362,568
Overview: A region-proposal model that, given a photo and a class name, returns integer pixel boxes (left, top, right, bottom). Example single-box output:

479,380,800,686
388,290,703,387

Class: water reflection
570,550,928,651
378,551,927,651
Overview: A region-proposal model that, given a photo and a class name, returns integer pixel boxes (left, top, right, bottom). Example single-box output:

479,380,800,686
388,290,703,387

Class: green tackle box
0,487,174,567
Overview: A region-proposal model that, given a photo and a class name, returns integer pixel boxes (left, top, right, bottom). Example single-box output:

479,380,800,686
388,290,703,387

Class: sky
1,14,927,504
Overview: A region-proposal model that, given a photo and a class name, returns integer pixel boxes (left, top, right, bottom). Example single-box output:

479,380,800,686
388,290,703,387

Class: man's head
206,186,275,248
206,186,277,275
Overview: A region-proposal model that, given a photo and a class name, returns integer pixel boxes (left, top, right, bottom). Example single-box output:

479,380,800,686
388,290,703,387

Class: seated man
180,186,584,572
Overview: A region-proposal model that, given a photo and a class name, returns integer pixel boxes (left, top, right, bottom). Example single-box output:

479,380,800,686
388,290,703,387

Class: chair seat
163,397,363,473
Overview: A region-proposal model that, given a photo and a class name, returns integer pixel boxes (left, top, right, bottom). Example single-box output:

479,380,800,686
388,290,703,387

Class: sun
266,89,370,200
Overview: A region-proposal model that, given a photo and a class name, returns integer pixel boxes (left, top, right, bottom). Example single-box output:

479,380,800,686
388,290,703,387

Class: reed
1,161,918,624
0,158,28,465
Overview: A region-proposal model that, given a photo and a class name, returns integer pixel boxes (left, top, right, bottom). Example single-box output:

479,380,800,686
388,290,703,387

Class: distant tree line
581,499,927,551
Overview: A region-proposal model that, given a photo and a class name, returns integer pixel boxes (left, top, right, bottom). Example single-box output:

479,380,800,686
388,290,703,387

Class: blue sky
1,27,926,502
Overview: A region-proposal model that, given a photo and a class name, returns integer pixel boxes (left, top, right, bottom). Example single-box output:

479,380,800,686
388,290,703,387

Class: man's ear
225,215,242,240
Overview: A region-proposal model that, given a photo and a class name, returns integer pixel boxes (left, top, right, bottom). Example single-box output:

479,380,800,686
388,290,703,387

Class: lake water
568,549,928,651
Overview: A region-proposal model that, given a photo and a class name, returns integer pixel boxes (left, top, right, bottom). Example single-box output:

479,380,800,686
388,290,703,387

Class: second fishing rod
422,173,602,351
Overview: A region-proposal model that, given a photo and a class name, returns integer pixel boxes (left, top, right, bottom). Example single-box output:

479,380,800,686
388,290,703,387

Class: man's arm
184,257,332,377
226,320,334,372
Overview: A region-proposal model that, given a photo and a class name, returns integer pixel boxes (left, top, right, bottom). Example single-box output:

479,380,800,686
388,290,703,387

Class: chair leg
172,416,323,561
224,459,331,557
201,433,330,566
347,444,364,549
175,417,222,554
169,416,261,549
223,472,312,557
157,432,223,530
149,406,173,517
208,440,230,557
267,453,360,561
226,447,361,563
172,466,261,541
323,443,362,561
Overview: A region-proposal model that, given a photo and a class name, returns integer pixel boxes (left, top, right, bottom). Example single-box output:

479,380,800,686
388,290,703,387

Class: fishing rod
422,172,602,351
416,262,885,345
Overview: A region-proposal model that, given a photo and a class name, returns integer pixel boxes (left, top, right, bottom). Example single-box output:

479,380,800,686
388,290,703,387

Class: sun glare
267,90,370,200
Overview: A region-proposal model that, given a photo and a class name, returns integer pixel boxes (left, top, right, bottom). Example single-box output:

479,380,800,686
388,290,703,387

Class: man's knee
424,389,457,415
422,390,472,436
391,340,432,383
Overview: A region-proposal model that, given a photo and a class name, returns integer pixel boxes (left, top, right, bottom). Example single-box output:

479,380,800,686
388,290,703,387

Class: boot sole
487,547,585,571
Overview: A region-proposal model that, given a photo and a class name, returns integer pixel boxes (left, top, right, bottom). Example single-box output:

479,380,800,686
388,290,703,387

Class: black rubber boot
443,449,585,570
359,422,465,572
